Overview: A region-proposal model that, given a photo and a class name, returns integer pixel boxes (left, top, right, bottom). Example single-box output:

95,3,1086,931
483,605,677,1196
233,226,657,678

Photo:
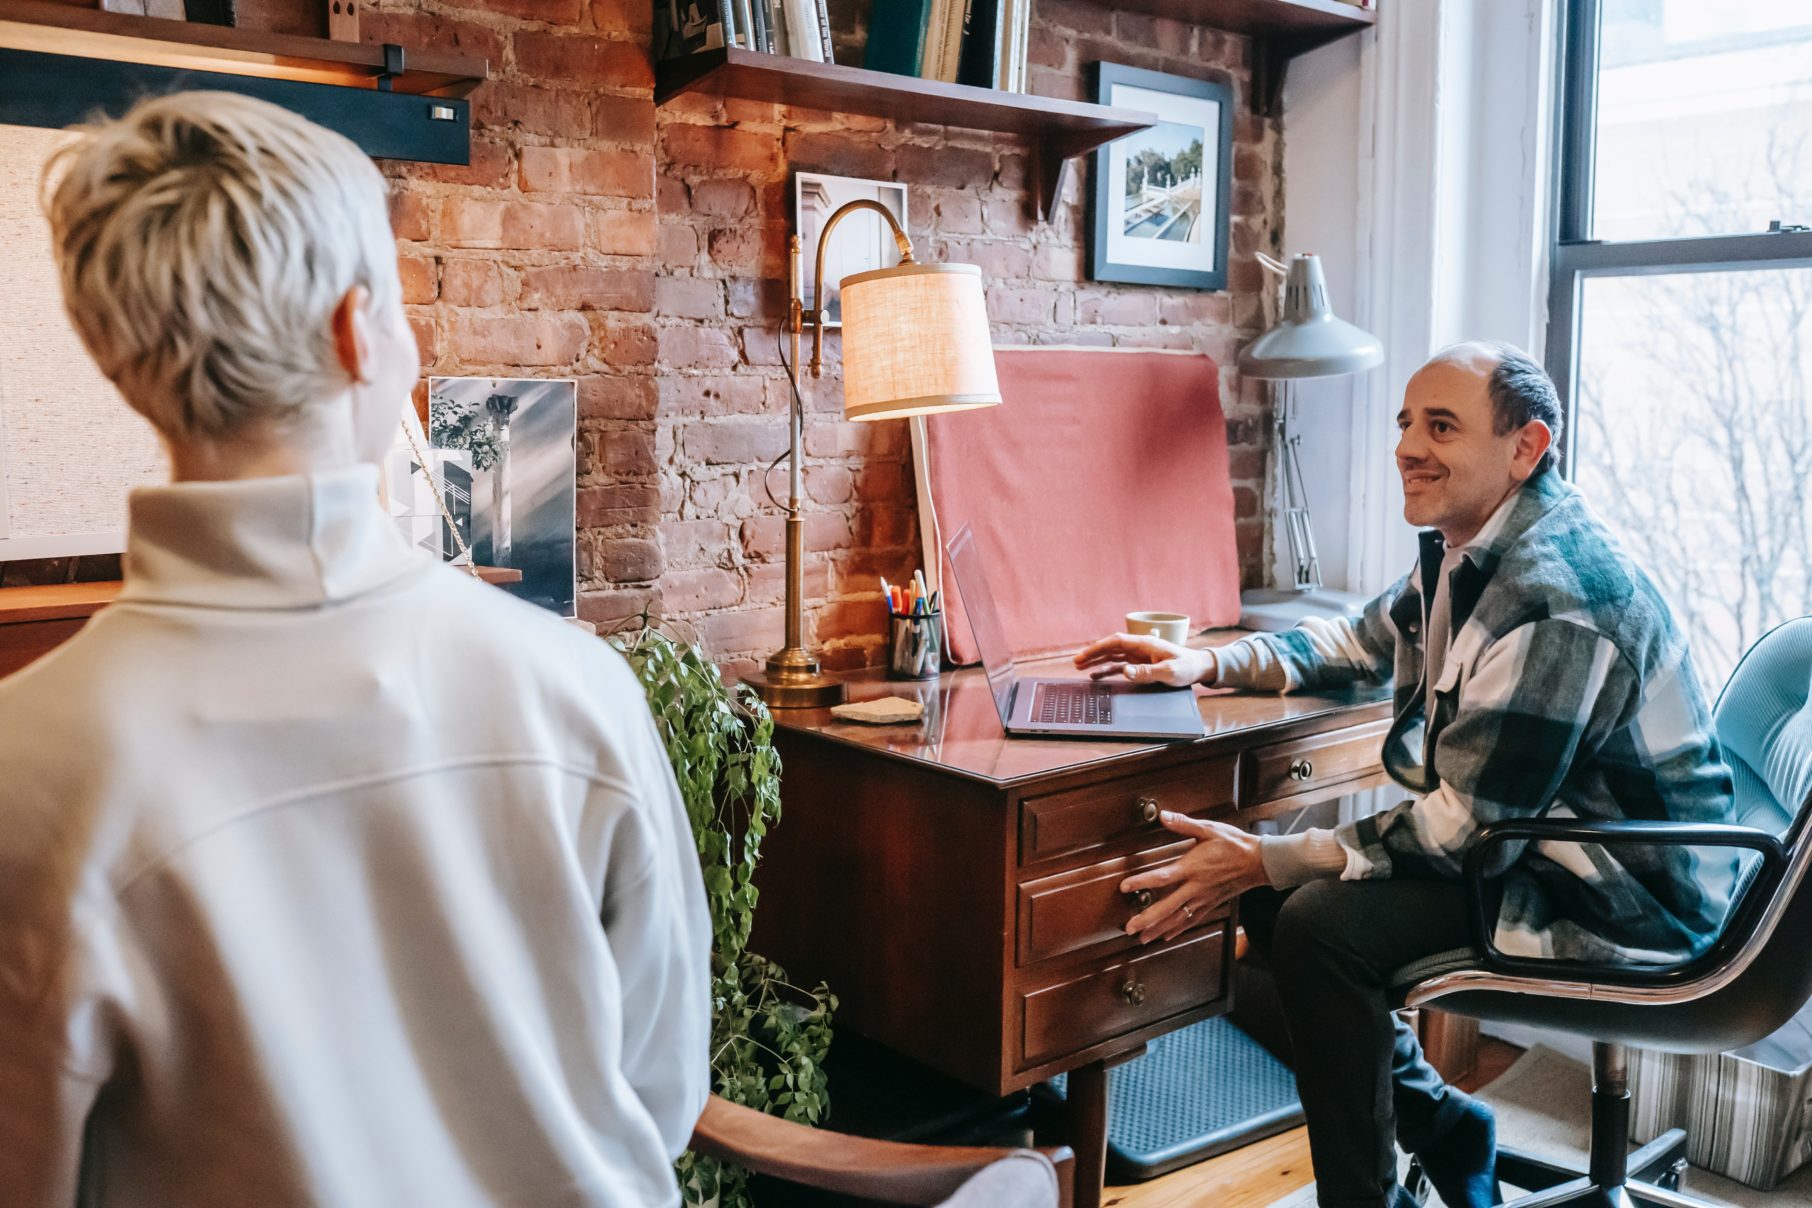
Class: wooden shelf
656,47,1158,220
0,580,121,625
0,0,486,96
1102,0,1375,116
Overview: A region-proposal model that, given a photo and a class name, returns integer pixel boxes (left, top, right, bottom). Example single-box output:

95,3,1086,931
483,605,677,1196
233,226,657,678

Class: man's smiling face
1396,348,1541,546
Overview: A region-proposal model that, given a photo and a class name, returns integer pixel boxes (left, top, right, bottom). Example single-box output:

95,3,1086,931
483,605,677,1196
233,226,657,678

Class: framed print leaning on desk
1089,62,1233,290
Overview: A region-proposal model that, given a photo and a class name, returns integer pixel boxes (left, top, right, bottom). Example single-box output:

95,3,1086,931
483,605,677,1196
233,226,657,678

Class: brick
1033,242,1084,280
690,178,757,219
579,374,658,420
598,537,663,582
699,607,784,657
663,123,779,174
514,32,652,89
659,325,741,370
594,317,659,366
819,642,881,672
1078,289,1157,326
440,198,584,250
390,191,431,242
398,255,438,305
519,266,655,311
746,559,830,603
1158,293,1233,327
932,192,985,235
659,568,743,612
592,209,659,257
851,505,916,547
1116,11,1193,56
851,461,913,500
451,313,588,366
409,315,440,366
1037,0,1112,35
577,587,658,627
941,239,1033,279
487,0,583,22
519,146,652,199
1028,24,1070,70
591,0,653,36
360,11,504,65
408,139,513,189
439,259,504,308
658,221,699,269
685,420,787,465
472,81,593,140
706,225,771,273
813,597,890,642
655,275,723,321
659,519,735,567
586,427,658,477
788,131,895,180
805,420,909,459
577,482,661,526
987,287,1055,326
1027,65,1085,102
806,465,854,504
1236,146,1267,184
595,94,657,144
659,374,768,416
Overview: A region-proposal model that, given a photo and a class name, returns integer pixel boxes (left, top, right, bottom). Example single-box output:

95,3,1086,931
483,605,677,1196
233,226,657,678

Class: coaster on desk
829,697,925,725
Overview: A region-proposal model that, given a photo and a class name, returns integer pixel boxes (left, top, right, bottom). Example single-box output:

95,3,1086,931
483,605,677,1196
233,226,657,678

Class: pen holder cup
888,610,943,681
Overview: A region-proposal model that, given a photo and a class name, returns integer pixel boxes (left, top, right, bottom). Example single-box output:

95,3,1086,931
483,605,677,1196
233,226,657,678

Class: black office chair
1388,617,1812,1207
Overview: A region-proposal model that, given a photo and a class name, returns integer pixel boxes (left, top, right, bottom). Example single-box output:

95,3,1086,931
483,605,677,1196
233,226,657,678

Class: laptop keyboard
1033,682,1113,726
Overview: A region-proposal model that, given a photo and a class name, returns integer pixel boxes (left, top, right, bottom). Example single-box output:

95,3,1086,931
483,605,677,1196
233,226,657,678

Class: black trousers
1242,880,1479,1208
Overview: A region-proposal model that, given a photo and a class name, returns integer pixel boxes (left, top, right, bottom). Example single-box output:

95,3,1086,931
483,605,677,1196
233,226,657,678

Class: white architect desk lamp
1236,253,1383,633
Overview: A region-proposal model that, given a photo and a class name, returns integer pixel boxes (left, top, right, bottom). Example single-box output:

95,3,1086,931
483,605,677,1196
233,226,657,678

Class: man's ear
330,285,375,385
1511,420,1553,481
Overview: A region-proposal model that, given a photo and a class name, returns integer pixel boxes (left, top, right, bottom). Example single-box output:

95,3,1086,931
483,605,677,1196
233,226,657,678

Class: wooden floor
1105,1039,1524,1208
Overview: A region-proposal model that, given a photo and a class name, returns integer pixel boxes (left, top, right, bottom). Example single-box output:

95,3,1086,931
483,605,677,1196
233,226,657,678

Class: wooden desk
752,655,1394,1207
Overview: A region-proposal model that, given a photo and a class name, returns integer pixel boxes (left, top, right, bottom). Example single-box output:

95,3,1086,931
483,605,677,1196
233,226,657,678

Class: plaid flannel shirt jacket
1235,470,1740,963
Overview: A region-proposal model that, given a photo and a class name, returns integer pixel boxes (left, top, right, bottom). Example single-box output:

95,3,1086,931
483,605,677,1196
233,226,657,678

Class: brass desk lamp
743,199,1001,708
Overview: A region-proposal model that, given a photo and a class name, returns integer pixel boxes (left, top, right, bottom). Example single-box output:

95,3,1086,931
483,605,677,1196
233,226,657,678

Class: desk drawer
1017,840,1199,965
1243,720,1391,808
1019,926,1229,1067
1019,757,1237,865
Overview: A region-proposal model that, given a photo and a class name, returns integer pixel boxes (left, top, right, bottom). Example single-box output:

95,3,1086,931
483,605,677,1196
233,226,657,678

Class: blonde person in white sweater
0,93,710,1207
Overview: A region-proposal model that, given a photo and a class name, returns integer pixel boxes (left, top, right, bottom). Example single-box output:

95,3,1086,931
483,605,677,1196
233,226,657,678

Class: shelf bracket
376,42,404,92
1033,143,1074,224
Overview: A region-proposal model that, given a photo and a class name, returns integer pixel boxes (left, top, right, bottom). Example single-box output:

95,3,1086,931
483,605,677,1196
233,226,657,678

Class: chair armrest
1459,818,1787,983
690,1095,1076,1207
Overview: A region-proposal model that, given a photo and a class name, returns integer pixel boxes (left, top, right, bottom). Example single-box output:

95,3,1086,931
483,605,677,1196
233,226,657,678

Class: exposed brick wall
2,0,1281,673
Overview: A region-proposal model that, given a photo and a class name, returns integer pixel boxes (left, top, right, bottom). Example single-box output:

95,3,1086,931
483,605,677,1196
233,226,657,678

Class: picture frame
411,376,578,619
1088,63,1234,290
794,171,908,327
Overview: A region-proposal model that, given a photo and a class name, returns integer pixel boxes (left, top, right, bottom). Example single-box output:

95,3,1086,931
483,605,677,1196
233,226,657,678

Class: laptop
944,524,1205,741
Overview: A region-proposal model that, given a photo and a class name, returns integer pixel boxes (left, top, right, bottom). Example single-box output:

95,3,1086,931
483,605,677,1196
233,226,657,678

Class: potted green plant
606,618,837,1208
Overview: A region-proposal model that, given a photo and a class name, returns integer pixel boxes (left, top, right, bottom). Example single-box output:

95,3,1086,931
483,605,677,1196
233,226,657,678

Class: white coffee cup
1126,611,1191,645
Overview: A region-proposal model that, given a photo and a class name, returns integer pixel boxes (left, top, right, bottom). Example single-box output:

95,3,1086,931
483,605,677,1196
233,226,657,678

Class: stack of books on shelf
863,0,1033,91
654,0,834,62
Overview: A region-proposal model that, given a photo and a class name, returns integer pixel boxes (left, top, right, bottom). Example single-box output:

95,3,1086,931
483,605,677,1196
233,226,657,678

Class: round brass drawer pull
1132,888,1154,909
1138,796,1160,823
1120,980,1147,1007
1289,759,1315,781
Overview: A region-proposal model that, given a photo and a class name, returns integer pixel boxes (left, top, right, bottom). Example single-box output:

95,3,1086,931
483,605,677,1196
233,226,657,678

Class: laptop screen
944,523,1018,726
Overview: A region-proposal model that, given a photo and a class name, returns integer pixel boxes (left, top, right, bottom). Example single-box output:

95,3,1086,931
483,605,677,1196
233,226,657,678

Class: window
1548,0,1812,694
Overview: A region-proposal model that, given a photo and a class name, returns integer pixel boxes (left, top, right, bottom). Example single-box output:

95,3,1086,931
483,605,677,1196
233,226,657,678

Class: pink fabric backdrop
921,348,1242,665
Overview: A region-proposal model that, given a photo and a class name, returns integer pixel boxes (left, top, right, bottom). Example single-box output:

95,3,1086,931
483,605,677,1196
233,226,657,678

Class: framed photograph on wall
794,171,908,327
1088,63,1233,290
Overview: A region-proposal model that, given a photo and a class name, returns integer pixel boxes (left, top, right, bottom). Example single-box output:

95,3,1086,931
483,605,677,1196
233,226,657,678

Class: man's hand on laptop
1120,813,1266,945
1074,634,1216,687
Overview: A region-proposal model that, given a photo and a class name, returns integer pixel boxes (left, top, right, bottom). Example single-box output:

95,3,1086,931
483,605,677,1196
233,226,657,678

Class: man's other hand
1073,633,1215,687
1120,812,1267,944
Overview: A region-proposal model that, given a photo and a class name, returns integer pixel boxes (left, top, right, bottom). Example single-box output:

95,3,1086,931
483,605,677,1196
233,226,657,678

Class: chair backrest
939,1151,1060,1208
1714,617,1812,841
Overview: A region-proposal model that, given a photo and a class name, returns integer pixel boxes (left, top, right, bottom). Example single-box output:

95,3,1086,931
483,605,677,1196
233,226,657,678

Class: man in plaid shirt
1077,343,1738,1208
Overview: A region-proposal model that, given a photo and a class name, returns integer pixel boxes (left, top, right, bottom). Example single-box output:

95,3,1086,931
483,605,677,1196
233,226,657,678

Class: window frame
1543,0,1812,456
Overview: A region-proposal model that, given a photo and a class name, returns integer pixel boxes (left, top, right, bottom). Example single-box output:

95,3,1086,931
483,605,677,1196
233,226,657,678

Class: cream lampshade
838,262,1001,422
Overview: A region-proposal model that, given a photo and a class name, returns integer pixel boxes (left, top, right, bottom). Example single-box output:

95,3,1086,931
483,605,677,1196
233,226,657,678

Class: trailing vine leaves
606,619,837,1208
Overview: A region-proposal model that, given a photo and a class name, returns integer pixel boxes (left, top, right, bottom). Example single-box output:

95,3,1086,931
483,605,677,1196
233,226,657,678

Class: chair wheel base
1493,1133,1716,1208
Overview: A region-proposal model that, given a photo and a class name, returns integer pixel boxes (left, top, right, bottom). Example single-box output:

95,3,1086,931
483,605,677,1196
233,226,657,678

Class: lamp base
1238,587,1369,633
743,648,847,709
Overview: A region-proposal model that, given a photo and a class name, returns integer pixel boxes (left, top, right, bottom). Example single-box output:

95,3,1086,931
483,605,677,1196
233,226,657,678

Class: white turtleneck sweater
0,466,710,1208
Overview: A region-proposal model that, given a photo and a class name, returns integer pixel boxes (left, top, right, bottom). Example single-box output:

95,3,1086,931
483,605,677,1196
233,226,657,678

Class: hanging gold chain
399,416,483,580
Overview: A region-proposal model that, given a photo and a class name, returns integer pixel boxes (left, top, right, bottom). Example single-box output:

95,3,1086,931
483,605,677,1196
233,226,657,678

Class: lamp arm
807,199,915,376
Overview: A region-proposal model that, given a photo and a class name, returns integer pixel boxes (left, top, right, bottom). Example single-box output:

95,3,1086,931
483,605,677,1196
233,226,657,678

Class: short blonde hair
42,91,399,441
